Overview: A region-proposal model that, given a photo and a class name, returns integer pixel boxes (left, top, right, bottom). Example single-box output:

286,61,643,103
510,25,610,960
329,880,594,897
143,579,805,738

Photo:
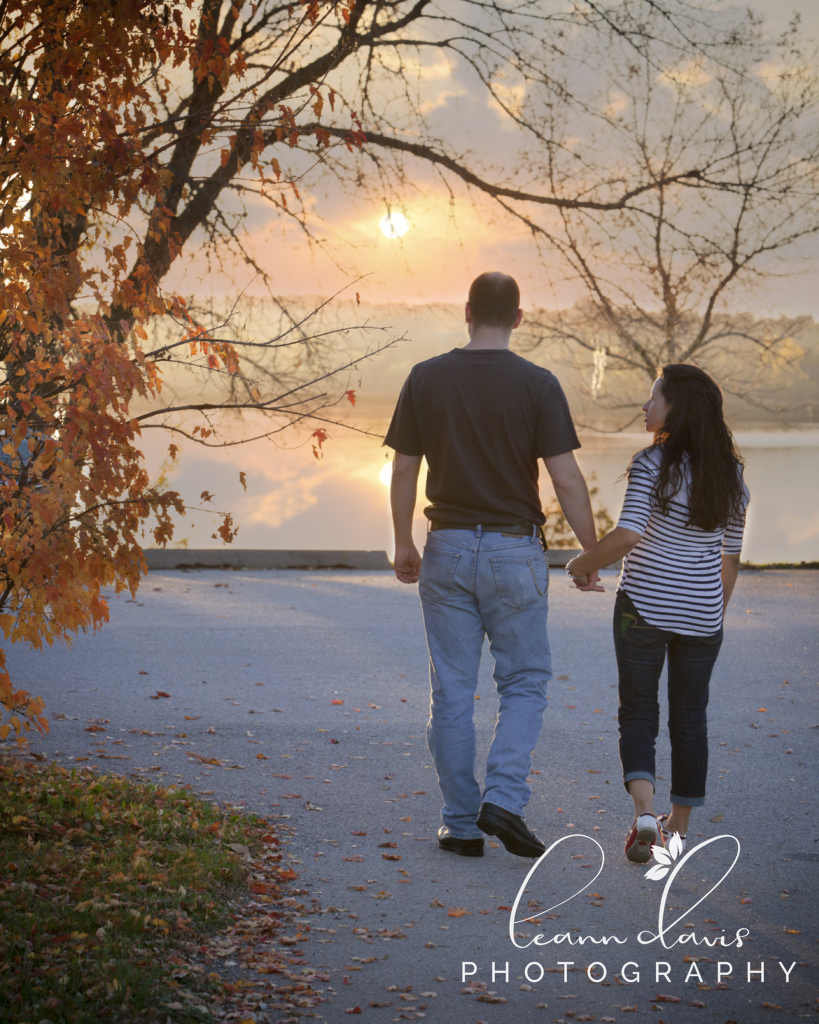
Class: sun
379,462,393,486
380,212,409,239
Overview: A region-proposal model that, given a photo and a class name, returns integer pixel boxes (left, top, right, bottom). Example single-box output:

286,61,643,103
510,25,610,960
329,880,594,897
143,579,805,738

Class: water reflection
142,426,819,565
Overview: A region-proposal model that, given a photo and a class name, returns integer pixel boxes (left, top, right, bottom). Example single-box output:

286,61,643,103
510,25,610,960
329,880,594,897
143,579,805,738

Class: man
385,272,600,860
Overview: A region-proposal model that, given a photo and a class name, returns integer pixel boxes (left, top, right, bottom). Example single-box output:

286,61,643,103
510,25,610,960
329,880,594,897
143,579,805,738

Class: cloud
418,87,468,116
657,60,712,93
488,79,527,126
605,89,630,119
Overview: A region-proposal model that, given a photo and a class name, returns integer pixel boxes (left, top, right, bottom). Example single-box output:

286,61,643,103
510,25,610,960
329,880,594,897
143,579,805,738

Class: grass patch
0,756,284,1023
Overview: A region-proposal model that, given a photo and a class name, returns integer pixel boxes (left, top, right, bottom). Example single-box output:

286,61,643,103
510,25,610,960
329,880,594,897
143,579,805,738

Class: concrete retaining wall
143,547,621,571
143,549,393,571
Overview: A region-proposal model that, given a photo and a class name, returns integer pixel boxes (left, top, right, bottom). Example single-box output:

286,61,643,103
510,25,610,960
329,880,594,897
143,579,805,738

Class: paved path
5,568,818,1023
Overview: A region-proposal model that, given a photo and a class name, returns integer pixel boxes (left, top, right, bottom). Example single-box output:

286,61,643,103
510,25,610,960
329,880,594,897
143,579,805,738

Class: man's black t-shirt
384,348,580,527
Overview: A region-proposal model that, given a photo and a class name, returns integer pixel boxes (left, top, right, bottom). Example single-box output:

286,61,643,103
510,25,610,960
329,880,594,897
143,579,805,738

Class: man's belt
429,521,537,537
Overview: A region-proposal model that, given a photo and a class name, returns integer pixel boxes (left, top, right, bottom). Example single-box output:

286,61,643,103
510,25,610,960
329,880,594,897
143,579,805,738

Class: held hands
394,543,421,584
566,557,605,593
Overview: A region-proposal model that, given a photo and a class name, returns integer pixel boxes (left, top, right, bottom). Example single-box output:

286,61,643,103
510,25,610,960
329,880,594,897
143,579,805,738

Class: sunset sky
162,0,819,318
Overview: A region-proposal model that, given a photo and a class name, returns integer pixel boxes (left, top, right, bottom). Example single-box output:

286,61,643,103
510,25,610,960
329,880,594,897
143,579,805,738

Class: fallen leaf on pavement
448,907,470,917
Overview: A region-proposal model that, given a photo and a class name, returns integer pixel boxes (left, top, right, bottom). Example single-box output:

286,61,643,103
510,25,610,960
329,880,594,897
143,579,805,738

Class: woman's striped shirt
616,447,750,636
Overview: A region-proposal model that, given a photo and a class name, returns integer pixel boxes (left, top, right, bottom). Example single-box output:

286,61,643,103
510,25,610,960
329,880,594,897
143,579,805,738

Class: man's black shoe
476,803,545,859
437,826,484,857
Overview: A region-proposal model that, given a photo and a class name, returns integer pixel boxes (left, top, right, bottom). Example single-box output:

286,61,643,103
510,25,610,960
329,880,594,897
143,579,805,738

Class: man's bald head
467,272,521,329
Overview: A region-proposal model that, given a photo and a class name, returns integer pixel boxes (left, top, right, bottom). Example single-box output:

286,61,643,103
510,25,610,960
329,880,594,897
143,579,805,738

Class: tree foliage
0,1,204,742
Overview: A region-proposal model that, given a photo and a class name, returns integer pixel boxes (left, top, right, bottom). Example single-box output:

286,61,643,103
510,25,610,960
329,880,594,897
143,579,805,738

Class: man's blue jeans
418,527,551,839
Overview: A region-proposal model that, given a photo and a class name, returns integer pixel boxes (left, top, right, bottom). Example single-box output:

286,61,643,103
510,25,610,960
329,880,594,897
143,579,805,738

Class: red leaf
345,389,356,406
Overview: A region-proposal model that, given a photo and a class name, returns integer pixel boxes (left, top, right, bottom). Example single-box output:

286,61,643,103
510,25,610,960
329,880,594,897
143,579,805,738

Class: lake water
148,427,819,565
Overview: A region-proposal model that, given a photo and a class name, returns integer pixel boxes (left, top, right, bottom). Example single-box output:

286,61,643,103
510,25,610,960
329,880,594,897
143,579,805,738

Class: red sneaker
656,813,687,852
624,813,663,864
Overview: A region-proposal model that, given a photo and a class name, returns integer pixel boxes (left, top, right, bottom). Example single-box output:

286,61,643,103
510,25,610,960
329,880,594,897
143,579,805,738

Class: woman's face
643,378,669,433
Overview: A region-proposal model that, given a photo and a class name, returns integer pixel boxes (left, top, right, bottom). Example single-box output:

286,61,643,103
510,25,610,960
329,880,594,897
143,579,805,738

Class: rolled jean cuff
623,770,655,793
669,792,705,808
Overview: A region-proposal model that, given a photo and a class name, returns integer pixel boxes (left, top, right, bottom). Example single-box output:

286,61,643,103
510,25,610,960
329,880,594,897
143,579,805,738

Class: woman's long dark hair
636,364,745,532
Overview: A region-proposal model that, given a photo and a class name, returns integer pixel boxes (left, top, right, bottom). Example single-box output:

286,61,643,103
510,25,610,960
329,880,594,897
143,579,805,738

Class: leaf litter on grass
0,755,332,1024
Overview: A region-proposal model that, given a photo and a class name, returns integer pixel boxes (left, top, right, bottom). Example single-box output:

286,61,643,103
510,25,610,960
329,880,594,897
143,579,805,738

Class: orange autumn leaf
447,907,471,917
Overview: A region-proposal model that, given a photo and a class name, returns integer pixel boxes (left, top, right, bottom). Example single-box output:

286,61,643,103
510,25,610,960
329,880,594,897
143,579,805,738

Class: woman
565,364,749,864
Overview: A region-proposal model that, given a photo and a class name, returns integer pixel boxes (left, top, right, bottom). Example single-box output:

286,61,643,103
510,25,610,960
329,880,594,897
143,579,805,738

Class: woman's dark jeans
614,590,723,807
